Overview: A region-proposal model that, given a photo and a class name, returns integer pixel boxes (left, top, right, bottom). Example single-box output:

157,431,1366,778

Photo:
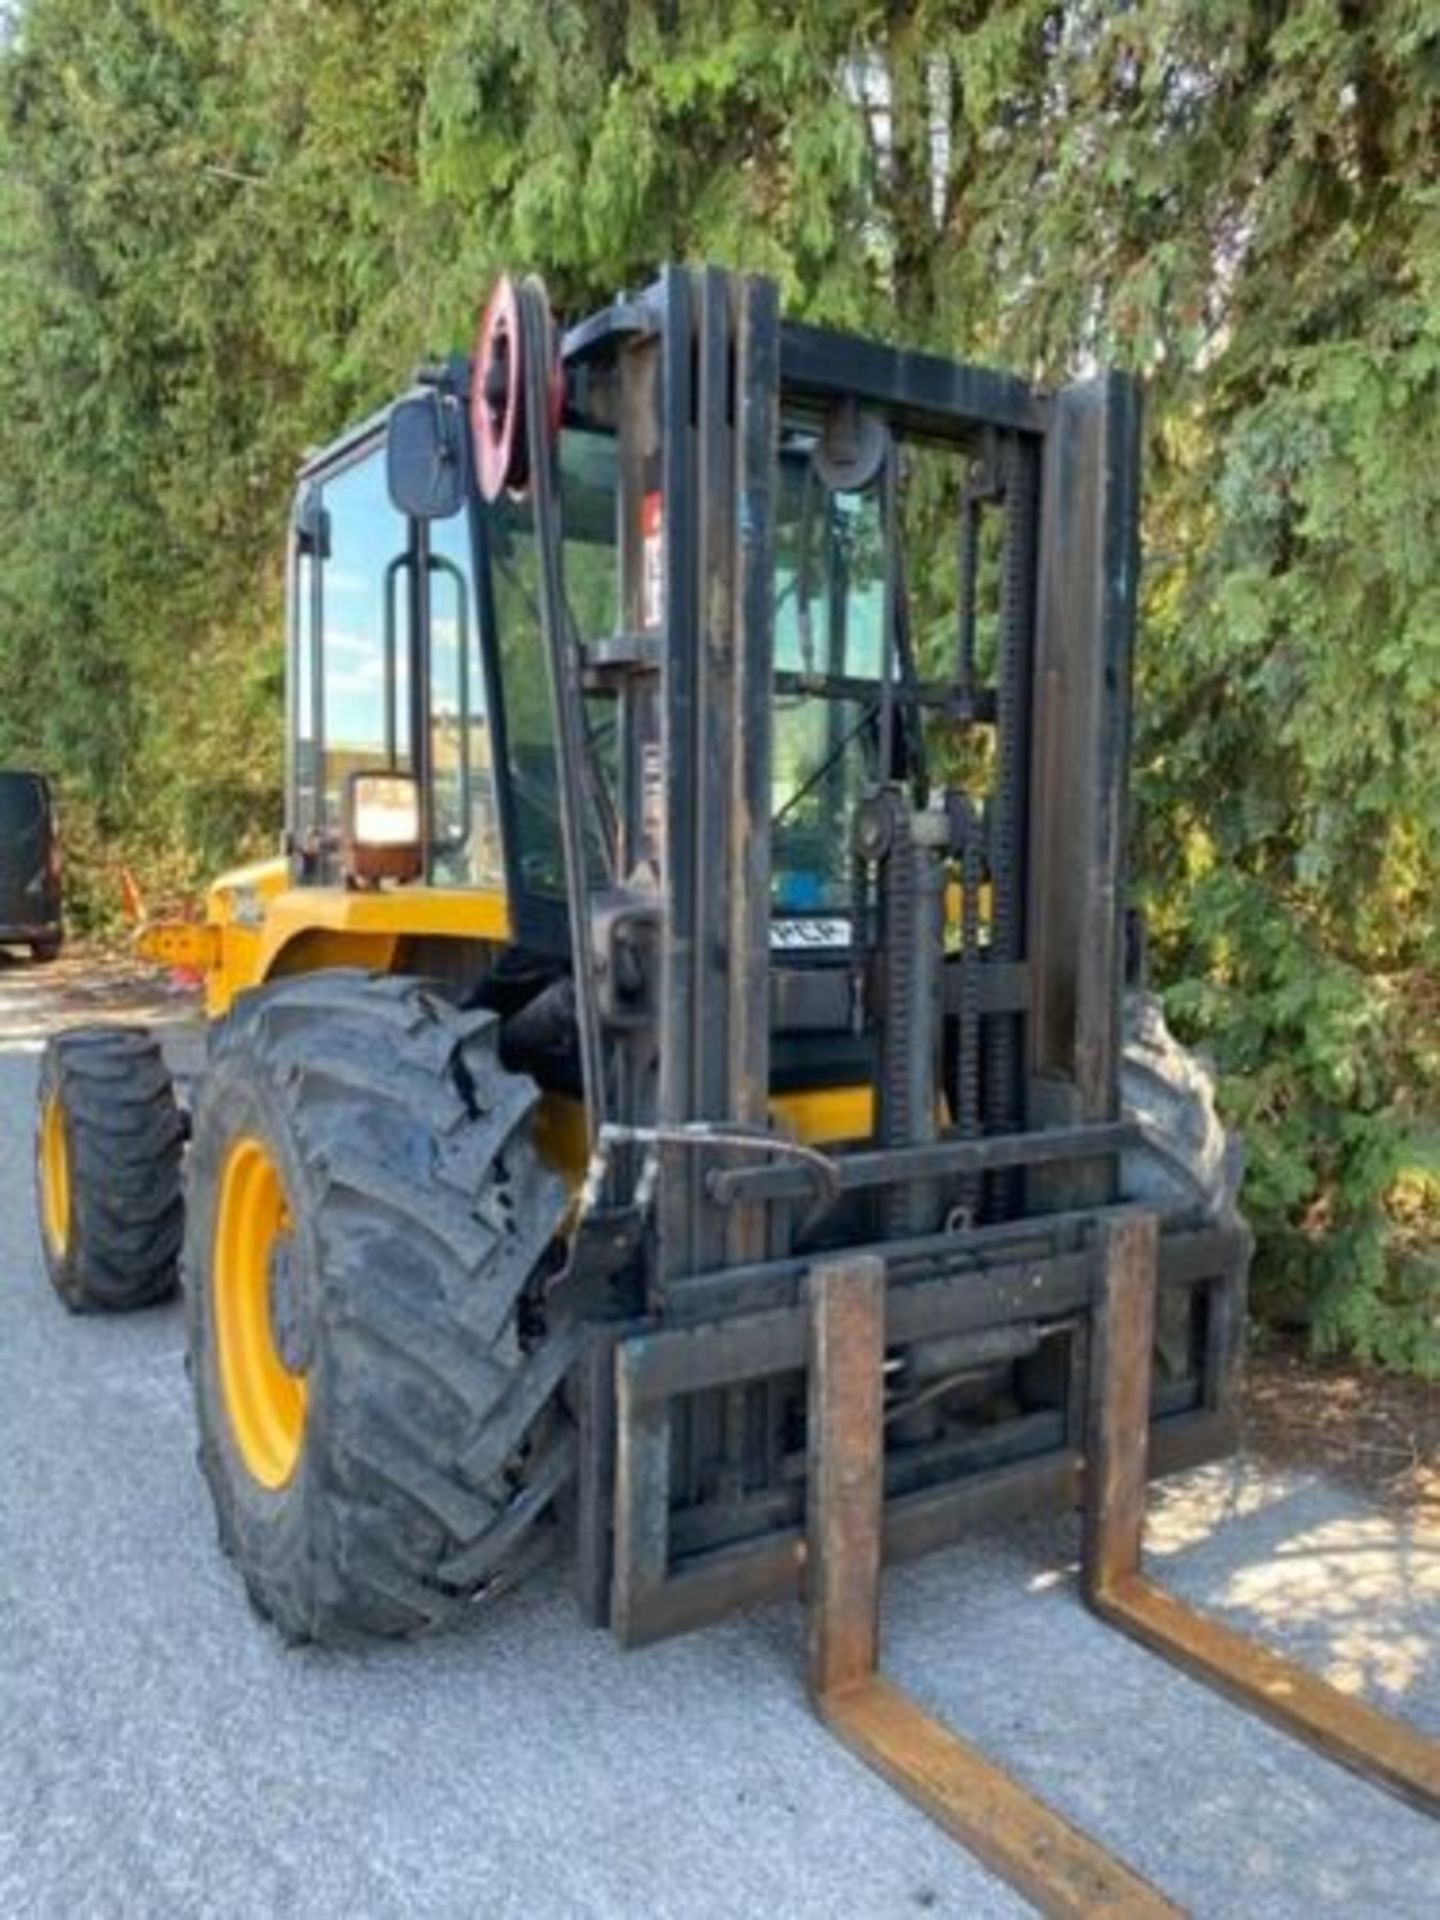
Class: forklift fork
1085,1214,1440,1819
806,1218,1438,1918
807,1248,1179,1919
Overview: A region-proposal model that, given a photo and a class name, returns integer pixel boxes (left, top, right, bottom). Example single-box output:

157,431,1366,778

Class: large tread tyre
183,971,572,1643
34,1026,184,1312
1120,990,1243,1227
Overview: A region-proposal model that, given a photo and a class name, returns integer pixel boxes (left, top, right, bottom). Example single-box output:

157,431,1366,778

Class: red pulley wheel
471,275,564,503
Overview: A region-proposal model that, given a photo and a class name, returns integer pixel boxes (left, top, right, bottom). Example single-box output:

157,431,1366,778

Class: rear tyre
183,971,572,1642
31,936,62,964
1121,990,1244,1379
1120,990,1242,1226
34,1026,184,1312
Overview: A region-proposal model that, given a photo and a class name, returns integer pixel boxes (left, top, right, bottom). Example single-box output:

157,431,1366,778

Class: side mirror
386,392,466,520
294,482,330,557
343,771,423,885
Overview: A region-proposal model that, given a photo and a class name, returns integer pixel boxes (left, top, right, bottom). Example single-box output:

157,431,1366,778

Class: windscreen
487,430,618,898
772,453,885,922
486,430,887,928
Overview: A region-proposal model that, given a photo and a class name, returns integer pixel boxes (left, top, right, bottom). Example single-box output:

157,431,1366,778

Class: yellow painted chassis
136,857,509,1019
135,859,875,1188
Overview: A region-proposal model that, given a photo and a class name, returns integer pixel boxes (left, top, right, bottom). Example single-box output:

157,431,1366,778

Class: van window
0,774,46,835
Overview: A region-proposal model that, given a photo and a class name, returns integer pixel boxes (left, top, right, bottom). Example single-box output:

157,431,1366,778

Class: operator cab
285,405,895,945
283,351,930,1123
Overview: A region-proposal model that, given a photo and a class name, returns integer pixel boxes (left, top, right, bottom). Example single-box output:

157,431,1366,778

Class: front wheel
184,972,573,1642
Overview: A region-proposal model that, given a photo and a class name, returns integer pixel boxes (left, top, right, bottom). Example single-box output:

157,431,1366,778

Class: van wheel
31,937,61,964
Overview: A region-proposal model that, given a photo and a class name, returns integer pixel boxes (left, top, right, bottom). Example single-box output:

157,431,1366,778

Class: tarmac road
1,953,1437,1919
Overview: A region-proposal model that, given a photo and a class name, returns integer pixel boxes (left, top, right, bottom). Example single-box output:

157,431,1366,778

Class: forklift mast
476,265,1249,1648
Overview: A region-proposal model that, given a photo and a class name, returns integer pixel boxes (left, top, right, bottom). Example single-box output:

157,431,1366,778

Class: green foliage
0,0,1435,1369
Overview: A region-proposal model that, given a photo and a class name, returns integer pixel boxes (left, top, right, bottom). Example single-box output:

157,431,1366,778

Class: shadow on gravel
1147,1460,1440,1722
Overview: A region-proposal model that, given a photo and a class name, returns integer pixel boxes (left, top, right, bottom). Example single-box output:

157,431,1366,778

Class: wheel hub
38,1091,71,1257
213,1135,309,1490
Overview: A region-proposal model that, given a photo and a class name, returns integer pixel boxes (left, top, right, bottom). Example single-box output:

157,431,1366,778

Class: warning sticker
641,739,664,862
641,491,663,629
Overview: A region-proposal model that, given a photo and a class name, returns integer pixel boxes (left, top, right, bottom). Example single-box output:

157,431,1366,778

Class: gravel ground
1,954,1437,1919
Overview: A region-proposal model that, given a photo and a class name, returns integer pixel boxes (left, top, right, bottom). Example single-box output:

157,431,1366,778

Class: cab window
428,513,503,889
316,447,412,836
487,429,618,899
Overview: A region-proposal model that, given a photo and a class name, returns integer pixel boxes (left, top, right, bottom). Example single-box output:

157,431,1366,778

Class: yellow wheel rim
214,1135,308,1489
39,1092,72,1257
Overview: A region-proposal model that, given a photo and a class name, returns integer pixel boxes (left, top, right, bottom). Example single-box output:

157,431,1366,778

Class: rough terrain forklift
33,267,1436,1908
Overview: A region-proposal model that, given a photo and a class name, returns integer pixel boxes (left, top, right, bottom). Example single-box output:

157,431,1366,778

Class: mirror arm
427,554,472,850
383,554,411,768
